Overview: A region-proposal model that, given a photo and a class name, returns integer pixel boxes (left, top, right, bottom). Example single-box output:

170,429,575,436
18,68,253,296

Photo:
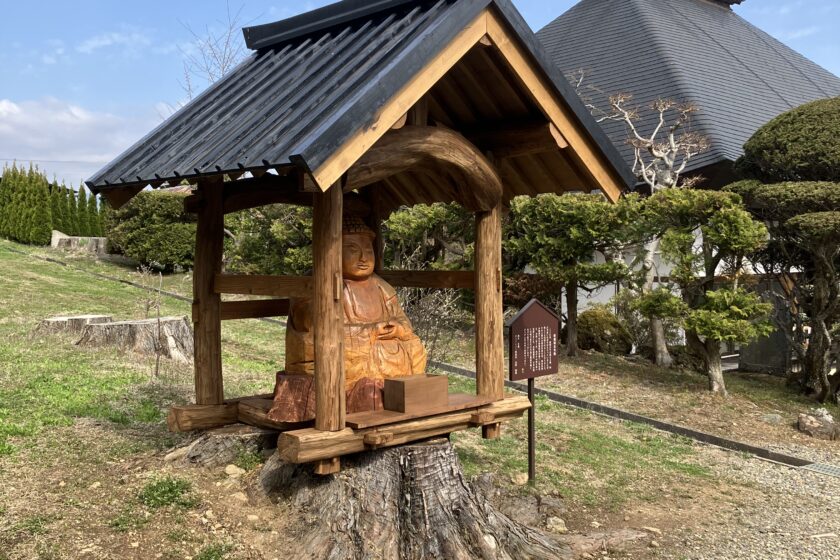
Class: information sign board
507,299,560,381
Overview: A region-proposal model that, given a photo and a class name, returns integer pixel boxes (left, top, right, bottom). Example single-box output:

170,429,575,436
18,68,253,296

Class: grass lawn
0,239,748,559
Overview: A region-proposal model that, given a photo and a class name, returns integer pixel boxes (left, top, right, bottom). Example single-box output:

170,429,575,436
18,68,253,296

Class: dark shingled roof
537,0,840,177
87,0,634,193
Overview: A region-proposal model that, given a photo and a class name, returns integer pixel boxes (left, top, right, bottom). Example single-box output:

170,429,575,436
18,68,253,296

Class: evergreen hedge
0,163,104,245
104,190,196,270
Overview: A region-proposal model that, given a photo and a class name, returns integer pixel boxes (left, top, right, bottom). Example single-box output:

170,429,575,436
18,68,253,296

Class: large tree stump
257,439,572,559
76,316,194,363
36,315,113,335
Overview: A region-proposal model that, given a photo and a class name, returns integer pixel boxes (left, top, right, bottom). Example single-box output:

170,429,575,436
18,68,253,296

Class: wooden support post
475,201,504,439
193,177,225,405
313,181,345,434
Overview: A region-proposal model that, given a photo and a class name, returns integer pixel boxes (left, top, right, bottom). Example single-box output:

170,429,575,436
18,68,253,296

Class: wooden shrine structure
87,0,632,474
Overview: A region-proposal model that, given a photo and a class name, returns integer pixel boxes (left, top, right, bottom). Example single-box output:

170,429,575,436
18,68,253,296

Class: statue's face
342,233,375,280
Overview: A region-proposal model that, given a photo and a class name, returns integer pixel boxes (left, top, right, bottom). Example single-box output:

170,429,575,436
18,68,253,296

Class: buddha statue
268,216,427,422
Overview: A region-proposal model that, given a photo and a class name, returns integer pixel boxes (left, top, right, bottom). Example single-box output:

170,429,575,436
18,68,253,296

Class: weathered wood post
475,200,505,438
193,176,225,405
312,181,345,474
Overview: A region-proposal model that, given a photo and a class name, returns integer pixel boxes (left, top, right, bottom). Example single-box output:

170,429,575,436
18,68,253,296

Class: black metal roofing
87,0,634,192
537,0,840,177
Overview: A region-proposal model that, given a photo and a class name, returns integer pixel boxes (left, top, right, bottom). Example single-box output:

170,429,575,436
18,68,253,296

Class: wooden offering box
384,375,449,413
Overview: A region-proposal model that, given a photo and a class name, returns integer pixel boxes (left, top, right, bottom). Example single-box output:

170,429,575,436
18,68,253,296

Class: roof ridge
668,0,793,108
730,8,839,98
243,0,442,50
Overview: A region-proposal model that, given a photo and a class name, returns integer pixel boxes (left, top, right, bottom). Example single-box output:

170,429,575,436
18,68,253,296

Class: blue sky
1,0,838,186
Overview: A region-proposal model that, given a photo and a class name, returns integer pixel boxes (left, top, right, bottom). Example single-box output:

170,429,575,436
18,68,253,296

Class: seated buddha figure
268,216,427,422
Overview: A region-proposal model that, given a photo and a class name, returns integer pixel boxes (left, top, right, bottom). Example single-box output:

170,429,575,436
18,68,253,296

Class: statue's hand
376,322,401,340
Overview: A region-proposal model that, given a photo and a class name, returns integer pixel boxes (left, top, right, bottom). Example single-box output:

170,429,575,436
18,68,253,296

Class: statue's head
342,216,376,280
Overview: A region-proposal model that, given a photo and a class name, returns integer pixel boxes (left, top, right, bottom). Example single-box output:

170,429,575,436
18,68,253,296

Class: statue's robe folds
268,275,427,422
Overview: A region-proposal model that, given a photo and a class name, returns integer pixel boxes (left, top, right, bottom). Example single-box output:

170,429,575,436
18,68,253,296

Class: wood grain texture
193,177,225,405
278,395,530,463
311,12,488,190
465,120,568,159
237,398,305,431
344,126,503,212
101,185,146,210
474,201,505,403
214,274,312,298
485,12,624,202
383,375,449,414
378,270,475,289
218,299,290,321
313,183,345,431
346,393,494,430
313,457,341,475
167,403,238,432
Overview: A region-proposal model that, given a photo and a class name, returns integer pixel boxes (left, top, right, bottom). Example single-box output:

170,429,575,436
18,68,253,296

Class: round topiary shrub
573,306,633,356
737,97,840,183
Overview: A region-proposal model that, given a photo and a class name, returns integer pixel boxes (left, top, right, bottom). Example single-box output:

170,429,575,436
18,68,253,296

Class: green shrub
737,96,840,182
571,305,633,356
105,190,196,271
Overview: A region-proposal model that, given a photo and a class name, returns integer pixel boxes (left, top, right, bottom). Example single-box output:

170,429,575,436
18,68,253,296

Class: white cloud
0,97,159,186
76,29,152,57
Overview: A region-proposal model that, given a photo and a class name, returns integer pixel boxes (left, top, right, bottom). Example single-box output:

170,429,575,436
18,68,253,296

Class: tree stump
76,316,194,363
36,315,113,335
166,424,278,467
257,439,572,559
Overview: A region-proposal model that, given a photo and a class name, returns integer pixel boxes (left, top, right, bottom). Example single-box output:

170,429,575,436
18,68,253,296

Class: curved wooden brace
345,126,503,212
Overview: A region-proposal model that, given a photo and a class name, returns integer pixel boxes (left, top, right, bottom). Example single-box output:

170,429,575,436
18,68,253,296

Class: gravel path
661,447,840,560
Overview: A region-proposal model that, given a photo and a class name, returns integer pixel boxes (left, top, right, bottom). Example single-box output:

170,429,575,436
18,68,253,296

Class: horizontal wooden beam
167,394,291,433
278,395,530,464
213,272,473,300
379,270,475,290
465,120,568,160
184,173,305,214
237,398,307,431
222,299,290,321
215,274,313,299
192,299,292,322
185,172,371,215
167,403,239,432
100,185,147,210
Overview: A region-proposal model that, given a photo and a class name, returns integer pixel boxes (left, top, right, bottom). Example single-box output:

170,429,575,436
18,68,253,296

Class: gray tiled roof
537,0,840,176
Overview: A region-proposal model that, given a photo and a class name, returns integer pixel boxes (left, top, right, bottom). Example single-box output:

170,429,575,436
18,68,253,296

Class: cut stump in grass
257,438,572,560
76,316,194,363
35,314,113,335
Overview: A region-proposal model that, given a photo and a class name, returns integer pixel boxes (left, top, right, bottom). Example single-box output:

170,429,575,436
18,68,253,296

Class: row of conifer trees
0,163,105,246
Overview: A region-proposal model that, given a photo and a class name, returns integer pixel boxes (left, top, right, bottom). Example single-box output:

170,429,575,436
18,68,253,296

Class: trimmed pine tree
30,176,53,245
19,167,36,243
87,191,100,236
77,185,90,236
0,164,11,238
68,186,79,236
50,182,64,234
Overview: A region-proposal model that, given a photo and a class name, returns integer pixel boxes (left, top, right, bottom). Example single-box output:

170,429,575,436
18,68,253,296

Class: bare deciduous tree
179,1,248,100
568,69,711,367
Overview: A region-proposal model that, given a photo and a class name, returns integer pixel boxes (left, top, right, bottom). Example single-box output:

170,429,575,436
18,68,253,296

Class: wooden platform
279,395,530,464
168,393,530,469
167,394,309,432
345,393,494,429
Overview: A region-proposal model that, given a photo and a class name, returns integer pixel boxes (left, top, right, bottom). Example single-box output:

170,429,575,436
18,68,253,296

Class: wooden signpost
507,299,560,483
